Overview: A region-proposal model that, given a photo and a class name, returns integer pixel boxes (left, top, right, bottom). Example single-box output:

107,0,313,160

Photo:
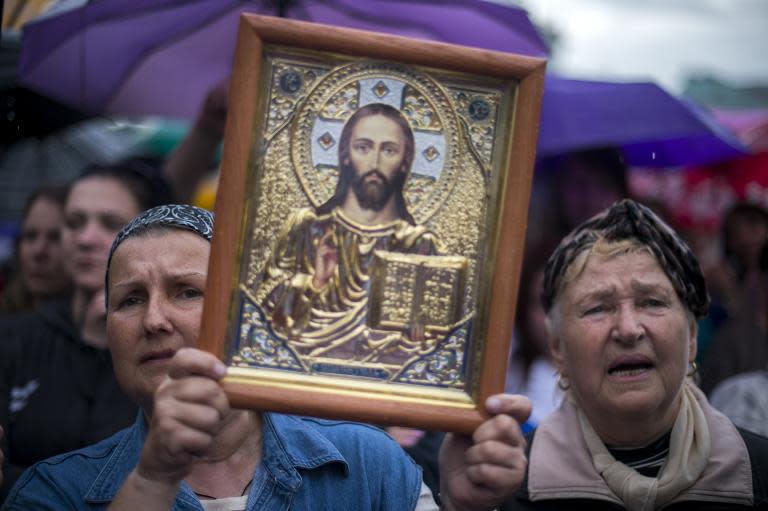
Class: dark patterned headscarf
542,199,710,318
105,204,213,307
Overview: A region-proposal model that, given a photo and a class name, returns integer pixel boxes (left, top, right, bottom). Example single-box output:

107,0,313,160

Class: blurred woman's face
106,231,209,410
727,215,768,270
551,250,696,439
62,176,141,292
18,197,69,296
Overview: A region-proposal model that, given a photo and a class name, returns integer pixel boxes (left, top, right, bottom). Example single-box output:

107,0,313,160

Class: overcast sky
509,0,768,93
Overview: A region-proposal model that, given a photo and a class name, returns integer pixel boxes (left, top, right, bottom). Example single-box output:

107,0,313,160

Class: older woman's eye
641,297,668,308
582,304,606,316
116,295,143,309
179,287,203,300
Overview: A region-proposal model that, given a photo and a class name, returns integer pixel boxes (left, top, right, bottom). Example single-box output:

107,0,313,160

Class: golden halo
291,61,461,224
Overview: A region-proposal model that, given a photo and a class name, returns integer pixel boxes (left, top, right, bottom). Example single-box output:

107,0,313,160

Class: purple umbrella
18,0,548,120
19,1,744,168
538,76,748,167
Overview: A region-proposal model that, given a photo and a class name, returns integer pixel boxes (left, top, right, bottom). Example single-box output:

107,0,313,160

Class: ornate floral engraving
231,298,304,370
394,323,470,388
266,61,328,136
452,90,502,169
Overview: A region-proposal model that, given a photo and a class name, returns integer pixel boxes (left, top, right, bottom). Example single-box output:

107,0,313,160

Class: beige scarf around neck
576,381,711,511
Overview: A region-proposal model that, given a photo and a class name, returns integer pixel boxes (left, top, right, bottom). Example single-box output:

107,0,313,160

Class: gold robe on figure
258,207,443,367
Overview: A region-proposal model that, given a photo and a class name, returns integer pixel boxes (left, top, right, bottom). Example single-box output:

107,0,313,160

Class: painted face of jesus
347,113,408,211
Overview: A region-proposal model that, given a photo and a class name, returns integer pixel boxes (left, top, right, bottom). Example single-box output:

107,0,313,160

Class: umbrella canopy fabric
538,76,748,167
19,1,745,169
18,0,548,121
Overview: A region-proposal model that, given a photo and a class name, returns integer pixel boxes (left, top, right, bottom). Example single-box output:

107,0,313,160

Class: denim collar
84,412,348,505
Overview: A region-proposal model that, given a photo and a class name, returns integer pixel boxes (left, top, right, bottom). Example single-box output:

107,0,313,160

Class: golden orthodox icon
199,15,546,433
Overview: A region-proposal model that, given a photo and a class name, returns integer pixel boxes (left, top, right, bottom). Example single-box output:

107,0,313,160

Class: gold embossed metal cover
226,46,515,402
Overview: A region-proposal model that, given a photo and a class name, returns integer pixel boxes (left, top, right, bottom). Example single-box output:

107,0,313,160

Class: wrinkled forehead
107,228,210,282
542,199,710,319
560,246,674,295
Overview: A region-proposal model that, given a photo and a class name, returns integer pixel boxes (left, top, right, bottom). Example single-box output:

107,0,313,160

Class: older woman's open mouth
140,349,177,365
608,355,654,379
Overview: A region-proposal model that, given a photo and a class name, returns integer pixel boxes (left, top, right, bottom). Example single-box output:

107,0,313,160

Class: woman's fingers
154,398,228,436
156,376,230,416
437,394,532,510
465,439,526,469
464,460,527,491
166,348,226,381
472,406,527,448
484,394,532,424
139,348,231,484
153,413,218,459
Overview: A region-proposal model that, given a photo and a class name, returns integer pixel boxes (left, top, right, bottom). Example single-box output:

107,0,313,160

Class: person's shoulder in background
710,370,768,438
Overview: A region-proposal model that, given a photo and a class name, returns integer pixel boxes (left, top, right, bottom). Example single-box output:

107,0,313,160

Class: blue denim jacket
3,412,422,510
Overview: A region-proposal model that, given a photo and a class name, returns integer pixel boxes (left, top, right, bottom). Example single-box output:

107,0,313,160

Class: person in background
0,164,166,500
382,426,446,502
545,147,630,237
700,201,768,395
723,202,768,284
163,80,228,205
3,205,530,510
710,366,768,438
707,201,768,328
505,255,562,430
487,199,768,510
0,186,71,313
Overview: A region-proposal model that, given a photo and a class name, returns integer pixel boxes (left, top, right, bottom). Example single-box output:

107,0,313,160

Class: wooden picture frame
198,14,546,434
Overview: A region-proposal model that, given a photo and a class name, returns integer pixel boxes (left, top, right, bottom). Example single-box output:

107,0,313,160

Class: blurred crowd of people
0,85,228,500
1,82,767,509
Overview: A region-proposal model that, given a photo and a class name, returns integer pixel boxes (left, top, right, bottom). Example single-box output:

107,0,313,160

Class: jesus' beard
352,169,401,211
